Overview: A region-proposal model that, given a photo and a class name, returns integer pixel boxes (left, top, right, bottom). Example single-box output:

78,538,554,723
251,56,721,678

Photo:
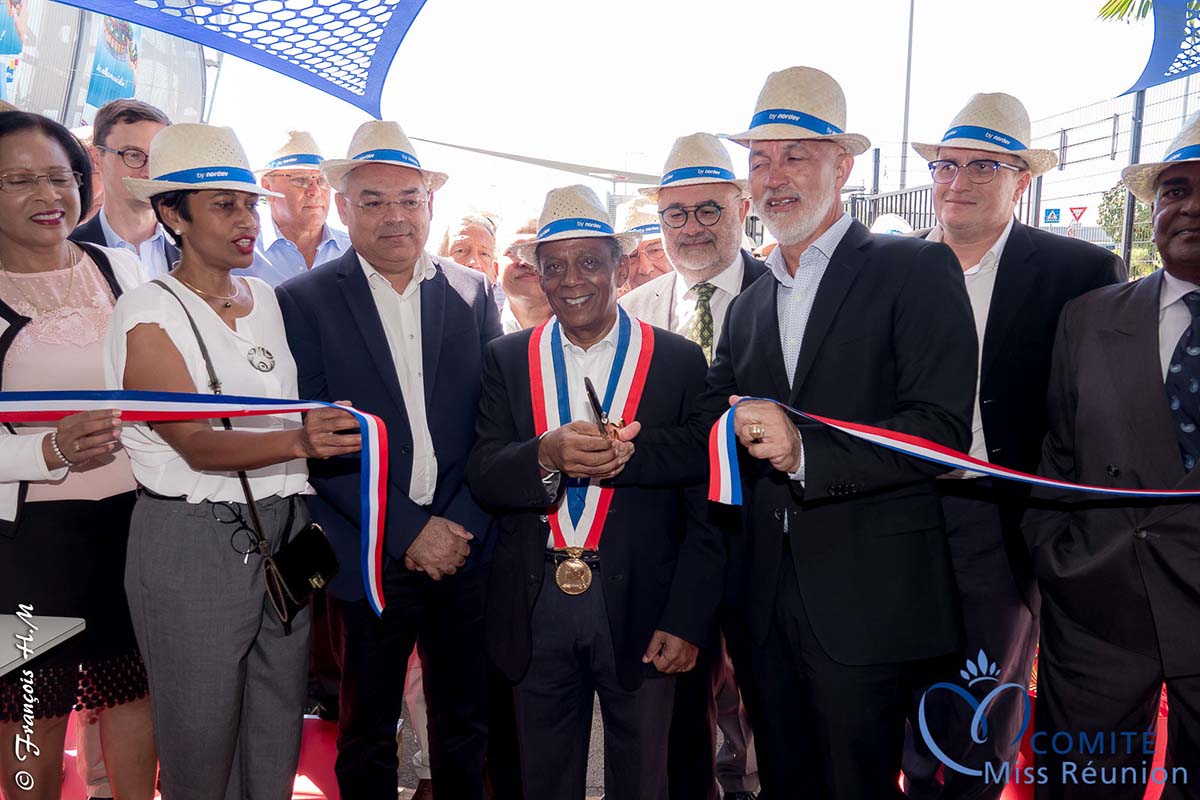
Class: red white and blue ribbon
709,397,1200,504
0,389,389,616
529,309,654,548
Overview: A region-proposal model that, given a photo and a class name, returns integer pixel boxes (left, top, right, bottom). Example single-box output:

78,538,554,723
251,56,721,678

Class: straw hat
321,120,448,192
640,132,747,200
912,93,1057,177
1122,111,1200,203
726,67,870,155
124,123,281,201
616,197,662,241
0,100,18,113
511,185,641,266
258,130,325,174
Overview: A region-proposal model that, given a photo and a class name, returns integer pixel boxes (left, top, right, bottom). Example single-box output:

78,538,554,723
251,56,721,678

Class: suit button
1107,465,1121,477
1134,528,1148,540
400,446,412,455
773,508,783,520
539,515,548,523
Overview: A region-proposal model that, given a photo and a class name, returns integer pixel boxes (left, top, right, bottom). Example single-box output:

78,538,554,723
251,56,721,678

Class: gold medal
554,547,592,595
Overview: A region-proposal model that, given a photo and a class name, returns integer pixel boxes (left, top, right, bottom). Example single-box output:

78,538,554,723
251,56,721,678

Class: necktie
688,282,717,363
1165,291,1200,471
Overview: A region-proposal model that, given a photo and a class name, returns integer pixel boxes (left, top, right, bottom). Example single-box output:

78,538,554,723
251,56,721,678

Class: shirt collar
1161,269,1200,313
358,250,436,294
560,312,621,355
262,216,341,254
765,212,854,286
98,205,165,250
927,217,1014,276
674,251,744,299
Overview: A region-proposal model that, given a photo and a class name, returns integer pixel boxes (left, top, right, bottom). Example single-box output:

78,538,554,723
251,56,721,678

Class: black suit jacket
276,249,502,602
1024,271,1200,677
468,326,723,691
641,220,978,665
923,220,1126,605
71,212,180,266
740,249,768,289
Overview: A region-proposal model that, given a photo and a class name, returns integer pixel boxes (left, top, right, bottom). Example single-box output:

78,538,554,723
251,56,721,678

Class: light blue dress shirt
238,218,351,287
98,206,171,277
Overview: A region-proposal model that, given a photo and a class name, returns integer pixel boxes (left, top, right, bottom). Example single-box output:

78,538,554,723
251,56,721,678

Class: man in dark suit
468,185,723,800
620,132,766,800
275,120,500,800
1023,119,1200,799
642,67,977,799
902,93,1127,799
70,99,177,274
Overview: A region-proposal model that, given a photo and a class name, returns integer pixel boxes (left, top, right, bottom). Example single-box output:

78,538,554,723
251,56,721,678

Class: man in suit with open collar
649,67,977,799
1023,115,1200,799
620,132,765,800
468,185,723,800
275,120,500,799
902,93,1127,799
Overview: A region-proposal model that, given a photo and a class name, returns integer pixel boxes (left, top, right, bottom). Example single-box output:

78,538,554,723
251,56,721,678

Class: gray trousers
125,492,311,800
513,561,676,800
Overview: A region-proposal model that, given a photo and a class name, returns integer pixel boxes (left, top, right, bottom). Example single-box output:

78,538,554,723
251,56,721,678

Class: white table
0,615,85,678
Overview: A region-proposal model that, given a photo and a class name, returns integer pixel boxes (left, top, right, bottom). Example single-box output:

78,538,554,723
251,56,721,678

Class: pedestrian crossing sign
1043,208,1061,224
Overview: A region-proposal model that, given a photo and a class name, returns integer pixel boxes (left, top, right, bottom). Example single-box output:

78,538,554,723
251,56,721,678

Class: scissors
584,377,623,439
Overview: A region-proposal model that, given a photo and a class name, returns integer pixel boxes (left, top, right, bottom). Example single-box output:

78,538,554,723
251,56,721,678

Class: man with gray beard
636,67,977,799
620,132,766,800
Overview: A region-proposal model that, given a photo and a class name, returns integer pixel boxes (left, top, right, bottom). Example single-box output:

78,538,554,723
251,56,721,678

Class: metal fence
836,73,1200,279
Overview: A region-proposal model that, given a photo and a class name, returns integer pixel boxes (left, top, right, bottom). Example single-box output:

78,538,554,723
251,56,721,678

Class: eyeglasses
212,501,263,564
635,243,665,259
342,196,429,216
0,171,83,194
273,173,329,190
660,202,725,229
928,159,1025,185
95,144,149,169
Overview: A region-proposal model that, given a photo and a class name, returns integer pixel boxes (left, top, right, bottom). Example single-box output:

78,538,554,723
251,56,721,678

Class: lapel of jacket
739,250,768,290
789,220,868,401
740,274,791,401
421,257,447,408
1099,271,1183,495
981,220,1039,382
335,250,410,419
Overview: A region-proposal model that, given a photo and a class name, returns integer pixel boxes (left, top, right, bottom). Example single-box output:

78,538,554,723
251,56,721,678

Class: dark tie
1165,291,1200,471
688,282,717,363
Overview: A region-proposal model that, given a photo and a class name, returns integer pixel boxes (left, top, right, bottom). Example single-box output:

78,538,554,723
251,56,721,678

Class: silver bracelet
536,432,560,476
48,431,75,467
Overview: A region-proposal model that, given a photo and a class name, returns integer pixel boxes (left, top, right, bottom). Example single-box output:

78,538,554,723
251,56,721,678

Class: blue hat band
1164,143,1200,163
749,108,843,136
661,166,736,186
155,166,257,186
629,223,661,235
538,217,614,240
941,125,1026,151
266,153,322,169
353,148,421,168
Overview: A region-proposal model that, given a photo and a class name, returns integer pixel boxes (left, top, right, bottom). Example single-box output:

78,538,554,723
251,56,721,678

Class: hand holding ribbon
730,395,803,474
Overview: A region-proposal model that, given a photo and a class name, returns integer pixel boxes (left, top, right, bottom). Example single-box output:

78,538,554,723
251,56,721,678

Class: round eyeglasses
928,159,1025,185
95,144,149,169
659,203,725,229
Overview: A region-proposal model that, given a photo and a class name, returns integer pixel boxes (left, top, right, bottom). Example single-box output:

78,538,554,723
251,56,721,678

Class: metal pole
898,0,916,190
872,148,881,195
1122,90,1146,269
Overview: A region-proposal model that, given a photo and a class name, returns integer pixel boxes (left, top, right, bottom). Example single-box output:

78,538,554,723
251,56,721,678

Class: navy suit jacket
71,212,180,266
276,248,502,601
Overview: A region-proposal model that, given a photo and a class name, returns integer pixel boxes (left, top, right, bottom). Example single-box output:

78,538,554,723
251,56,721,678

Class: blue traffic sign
1043,208,1061,224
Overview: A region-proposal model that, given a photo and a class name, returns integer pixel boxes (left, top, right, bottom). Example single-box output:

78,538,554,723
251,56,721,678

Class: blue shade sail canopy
50,0,428,117
1127,0,1200,93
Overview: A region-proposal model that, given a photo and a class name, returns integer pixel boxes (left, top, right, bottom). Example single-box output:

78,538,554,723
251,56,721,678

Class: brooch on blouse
247,346,276,373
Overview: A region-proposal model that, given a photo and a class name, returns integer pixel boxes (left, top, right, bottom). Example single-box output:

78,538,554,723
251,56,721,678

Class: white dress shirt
98,205,171,277
1159,270,1200,380
360,252,439,506
928,217,1014,466
670,254,745,339
764,212,855,485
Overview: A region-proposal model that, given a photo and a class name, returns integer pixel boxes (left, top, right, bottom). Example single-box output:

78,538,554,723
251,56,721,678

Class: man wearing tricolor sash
468,185,723,800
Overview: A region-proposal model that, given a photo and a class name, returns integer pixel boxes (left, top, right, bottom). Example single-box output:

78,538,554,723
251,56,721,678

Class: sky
206,0,1156,234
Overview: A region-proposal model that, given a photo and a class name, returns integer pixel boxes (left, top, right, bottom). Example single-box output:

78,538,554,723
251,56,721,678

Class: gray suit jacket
1024,269,1200,677
618,250,767,331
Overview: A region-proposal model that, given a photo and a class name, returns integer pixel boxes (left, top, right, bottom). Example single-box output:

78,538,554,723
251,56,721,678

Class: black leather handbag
152,279,338,635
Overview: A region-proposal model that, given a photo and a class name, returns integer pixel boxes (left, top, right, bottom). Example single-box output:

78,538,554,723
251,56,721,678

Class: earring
174,229,182,236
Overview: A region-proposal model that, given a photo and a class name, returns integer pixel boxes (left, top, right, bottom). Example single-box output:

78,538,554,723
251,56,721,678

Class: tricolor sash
709,397,1200,503
528,309,654,548
0,390,390,617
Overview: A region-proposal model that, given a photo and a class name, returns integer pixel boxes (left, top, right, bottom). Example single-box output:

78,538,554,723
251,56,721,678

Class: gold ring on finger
749,424,766,442
72,440,81,453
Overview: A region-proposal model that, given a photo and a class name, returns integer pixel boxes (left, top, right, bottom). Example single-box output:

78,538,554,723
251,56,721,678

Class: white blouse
104,274,308,503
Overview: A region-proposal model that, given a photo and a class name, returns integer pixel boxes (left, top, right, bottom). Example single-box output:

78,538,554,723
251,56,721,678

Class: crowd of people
0,61,1196,800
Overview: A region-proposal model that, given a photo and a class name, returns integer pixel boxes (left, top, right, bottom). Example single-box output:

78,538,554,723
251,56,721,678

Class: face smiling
931,146,1030,241
658,182,748,281
499,232,544,302
538,236,628,348
748,139,850,247
0,129,82,250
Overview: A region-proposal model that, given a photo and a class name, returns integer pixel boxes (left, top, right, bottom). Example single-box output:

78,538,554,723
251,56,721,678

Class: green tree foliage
1098,182,1160,278
1098,0,1153,21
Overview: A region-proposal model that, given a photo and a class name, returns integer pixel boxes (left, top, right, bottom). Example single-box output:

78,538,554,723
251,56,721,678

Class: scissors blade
583,376,609,436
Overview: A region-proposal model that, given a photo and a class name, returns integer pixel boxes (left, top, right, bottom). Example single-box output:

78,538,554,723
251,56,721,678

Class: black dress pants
330,559,489,800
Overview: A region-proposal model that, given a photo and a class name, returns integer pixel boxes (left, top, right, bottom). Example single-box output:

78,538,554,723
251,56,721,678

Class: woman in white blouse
104,124,359,800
